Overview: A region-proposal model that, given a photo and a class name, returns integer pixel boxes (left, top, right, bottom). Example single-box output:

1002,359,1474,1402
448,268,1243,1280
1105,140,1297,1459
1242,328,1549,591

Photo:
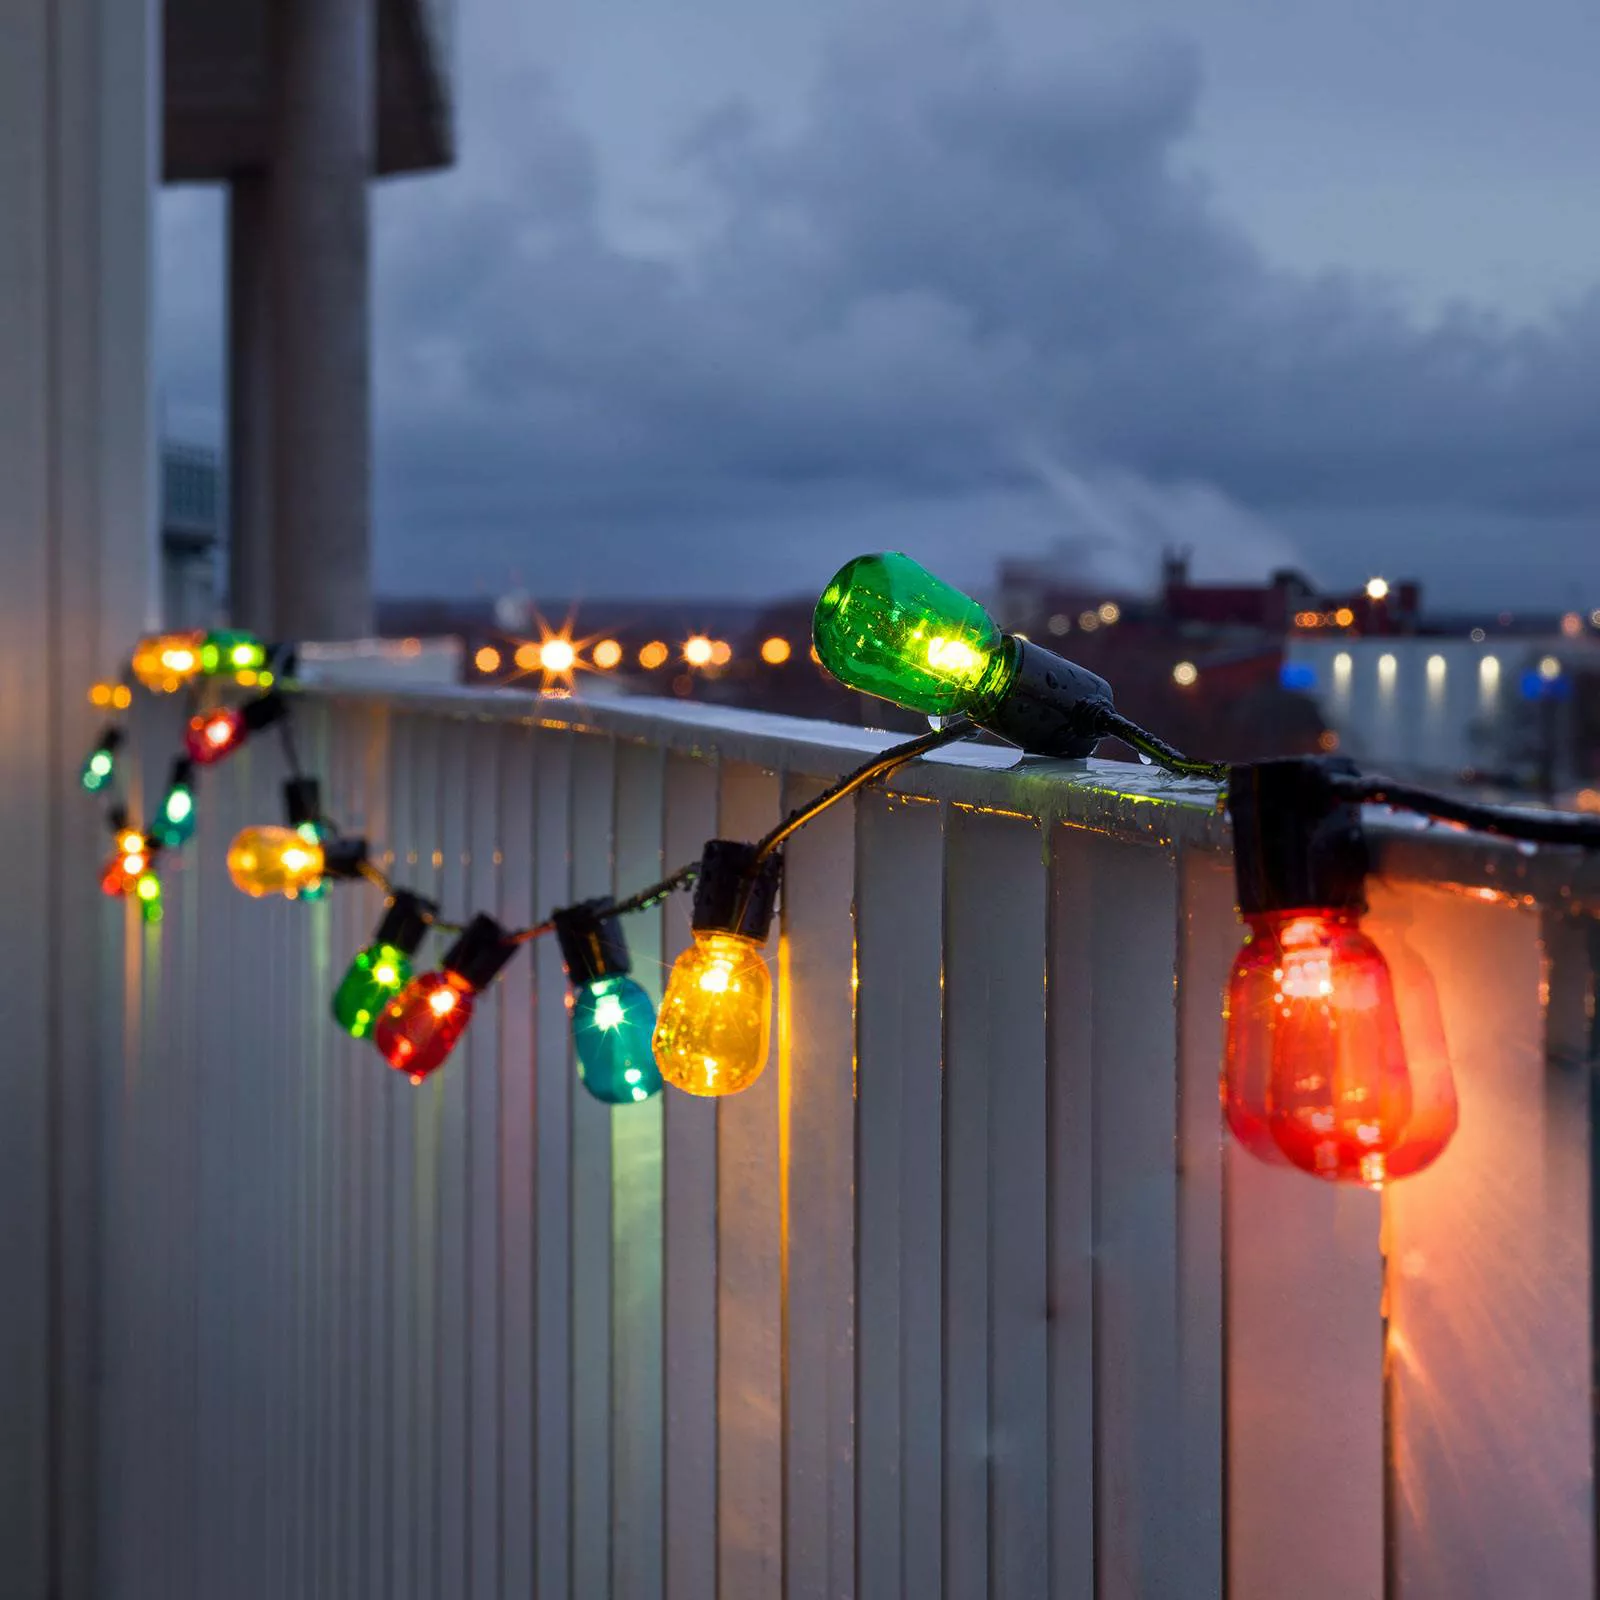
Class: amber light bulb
654,931,773,1096
1226,911,1417,1188
651,840,782,1098
227,825,326,898
373,914,517,1084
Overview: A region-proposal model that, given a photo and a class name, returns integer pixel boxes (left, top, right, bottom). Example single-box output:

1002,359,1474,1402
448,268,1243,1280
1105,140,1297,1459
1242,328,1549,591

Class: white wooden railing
94,685,1599,1600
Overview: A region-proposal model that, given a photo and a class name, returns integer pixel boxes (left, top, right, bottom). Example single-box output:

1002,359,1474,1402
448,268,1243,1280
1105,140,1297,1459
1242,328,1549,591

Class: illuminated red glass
373,971,475,1084
186,706,245,764
1224,910,1414,1188
1368,920,1458,1179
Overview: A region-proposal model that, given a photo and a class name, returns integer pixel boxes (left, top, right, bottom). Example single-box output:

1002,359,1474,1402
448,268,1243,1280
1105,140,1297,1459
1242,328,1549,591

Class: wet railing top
302,678,1600,911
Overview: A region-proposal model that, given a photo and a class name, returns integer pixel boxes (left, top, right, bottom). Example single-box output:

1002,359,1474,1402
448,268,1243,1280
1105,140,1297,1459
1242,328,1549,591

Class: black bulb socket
553,899,633,986
374,889,437,958
978,637,1114,760
442,912,519,994
1228,756,1368,918
320,835,369,881
96,725,125,755
691,840,782,943
283,777,322,828
241,690,288,733
168,756,195,790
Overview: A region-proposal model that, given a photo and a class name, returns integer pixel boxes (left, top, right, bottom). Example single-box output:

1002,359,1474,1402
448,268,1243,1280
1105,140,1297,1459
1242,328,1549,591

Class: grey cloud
167,15,1600,602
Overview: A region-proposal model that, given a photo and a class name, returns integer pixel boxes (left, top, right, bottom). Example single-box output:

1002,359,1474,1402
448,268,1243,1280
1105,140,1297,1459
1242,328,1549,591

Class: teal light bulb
298,821,330,903
79,726,122,794
573,975,662,1104
154,772,197,847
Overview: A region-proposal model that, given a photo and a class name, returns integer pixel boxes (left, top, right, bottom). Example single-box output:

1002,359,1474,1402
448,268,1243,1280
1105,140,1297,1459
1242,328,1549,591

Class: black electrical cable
1329,772,1600,850
1092,708,1230,783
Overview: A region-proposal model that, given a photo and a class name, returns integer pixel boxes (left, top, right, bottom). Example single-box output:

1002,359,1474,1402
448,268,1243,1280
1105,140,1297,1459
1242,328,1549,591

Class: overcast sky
159,0,1600,609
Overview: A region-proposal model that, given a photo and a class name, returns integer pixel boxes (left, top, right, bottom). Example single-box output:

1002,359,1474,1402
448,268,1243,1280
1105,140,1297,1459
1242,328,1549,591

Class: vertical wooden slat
715,761,784,1600
1046,823,1095,1600
780,770,858,1600
611,742,667,1600
1385,883,1593,1595
855,793,944,1600
662,753,721,1600
571,735,619,1598
944,807,1049,1598
1086,835,1186,1599
532,731,575,1600
1174,848,1231,1597
436,719,473,1600
386,714,419,1600
468,723,504,1600
497,724,538,1600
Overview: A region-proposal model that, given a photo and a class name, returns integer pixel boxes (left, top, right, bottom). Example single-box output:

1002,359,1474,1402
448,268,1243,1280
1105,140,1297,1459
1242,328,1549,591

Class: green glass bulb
573,975,663,1104
200,628,268,677
80,747,116,793
333,943,415,1039
812,552,1018,715
135,871,162,925
153,779,197,847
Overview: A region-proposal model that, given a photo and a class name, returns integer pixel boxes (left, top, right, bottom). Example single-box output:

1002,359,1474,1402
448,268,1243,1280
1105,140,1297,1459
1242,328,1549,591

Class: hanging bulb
184,690,287,765
652,841,782,1097
1227,910,1414,1187
374,913,517,1083
332,890,436,1039
101,827,154,898
227,825,326,898
130,631,205,693
553,900,663,1105
80,726,123,793
151,758,198,847
812,552,1017,715
135,870,163,925
1222,757,1455,1188
199,628,269,679
812,553,1113,756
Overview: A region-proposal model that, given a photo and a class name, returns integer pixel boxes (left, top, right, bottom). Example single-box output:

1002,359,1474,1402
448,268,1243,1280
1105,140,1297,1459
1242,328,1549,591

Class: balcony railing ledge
309,679,1597,908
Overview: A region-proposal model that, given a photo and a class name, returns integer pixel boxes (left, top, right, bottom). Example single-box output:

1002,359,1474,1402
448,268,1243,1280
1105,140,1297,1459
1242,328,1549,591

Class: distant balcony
98,684,1600,1597
163,0,454,181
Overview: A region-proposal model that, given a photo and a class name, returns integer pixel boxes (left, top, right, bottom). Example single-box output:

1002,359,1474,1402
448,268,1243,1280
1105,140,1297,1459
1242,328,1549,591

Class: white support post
0,0,157,1594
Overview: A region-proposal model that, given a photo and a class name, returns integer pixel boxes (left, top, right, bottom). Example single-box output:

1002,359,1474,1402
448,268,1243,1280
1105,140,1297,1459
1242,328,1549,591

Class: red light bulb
1225,910,1414,1188
186,706,245,764
373,972,475,1084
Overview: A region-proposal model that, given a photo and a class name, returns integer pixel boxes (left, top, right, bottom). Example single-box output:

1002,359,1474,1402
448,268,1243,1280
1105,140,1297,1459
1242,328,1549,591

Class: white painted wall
0,0,157,1592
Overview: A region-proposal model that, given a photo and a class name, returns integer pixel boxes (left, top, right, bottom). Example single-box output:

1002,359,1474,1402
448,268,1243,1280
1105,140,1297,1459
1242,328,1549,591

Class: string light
639,641,669,669
760,637,791,665
683,636,715,668
653,841,782,1097
812,552,1114,758
185,690,287,765
1223,759,1455,1187
227,826,328,898
374,914,517,1083
80,727,123,793
332,891,436,1040
592,639,624,670
709,640,733,667
199,629,269,679
553,901,663,1104
475,645,502,675
152,759,198,847
131,632,205,693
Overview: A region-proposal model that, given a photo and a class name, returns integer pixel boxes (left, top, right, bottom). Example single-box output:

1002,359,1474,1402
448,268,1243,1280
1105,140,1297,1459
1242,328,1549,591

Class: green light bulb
80,749,115,793
812,552,1018,716
136,872,162,924
333,943,415,1039
199,628,268,677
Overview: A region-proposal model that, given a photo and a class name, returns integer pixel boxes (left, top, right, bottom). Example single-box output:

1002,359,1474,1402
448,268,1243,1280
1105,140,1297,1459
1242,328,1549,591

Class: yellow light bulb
651,931,772,1096
539,638,576,674
760,636,791,665
639,641,669,669
130,631,205,692
593,639,623,670
683,635,714,667
227,825,327,898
